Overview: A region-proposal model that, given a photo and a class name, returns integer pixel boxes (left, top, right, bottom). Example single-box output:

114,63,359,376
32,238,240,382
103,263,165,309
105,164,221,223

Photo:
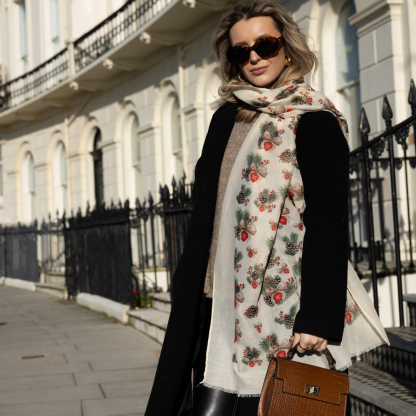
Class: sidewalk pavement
0,286,161,416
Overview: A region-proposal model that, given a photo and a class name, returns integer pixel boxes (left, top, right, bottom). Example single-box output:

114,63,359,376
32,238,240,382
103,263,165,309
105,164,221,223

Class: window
336,0,361,149
59,144,68,212
28,154,36,221
51,0,60,53
131,115,142,200
19,1,28,73
171,97,183,180
90,129,104,205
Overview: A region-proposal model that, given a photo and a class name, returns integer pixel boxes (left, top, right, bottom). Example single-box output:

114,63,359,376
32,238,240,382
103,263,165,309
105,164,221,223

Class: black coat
144,102,349,416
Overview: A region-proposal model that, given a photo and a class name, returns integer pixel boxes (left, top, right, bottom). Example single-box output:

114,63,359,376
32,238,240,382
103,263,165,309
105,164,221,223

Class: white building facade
0,0,414,226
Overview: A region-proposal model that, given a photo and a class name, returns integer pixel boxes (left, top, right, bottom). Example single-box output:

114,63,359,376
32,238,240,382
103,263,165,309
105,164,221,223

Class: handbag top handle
285,343,337,371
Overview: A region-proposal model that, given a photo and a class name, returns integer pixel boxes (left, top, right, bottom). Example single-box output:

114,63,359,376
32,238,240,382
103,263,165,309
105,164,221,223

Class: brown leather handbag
258,344,349,416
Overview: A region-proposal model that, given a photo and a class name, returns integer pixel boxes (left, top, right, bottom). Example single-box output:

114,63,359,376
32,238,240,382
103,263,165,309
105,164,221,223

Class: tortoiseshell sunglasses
226,36,285,66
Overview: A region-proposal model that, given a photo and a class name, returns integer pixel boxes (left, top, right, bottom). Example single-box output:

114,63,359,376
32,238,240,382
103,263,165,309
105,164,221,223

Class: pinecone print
279,149,294,164
266,354,274,362
244,305,259,319
285,241,299,255
245,350,254,361
283,315,295,329
242,169,250,182
237,190,246,203
235,224,241,240
259,194,268,204
264,296,275,307
275,305,297,328
258,136,264,149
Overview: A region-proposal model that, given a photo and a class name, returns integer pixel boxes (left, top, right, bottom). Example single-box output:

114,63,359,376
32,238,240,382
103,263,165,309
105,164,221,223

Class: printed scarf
201,79,388,396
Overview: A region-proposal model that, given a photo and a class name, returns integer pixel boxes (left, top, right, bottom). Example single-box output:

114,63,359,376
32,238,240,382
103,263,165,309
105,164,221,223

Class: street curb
76,292,130,324
0,277,36,291
350,377,416,416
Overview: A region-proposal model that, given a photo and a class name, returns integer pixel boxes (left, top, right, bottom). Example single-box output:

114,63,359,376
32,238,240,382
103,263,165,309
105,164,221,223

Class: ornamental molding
349,0,403,32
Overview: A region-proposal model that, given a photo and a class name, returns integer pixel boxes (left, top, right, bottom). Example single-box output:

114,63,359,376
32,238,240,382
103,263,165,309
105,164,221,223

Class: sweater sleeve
292,111,350,342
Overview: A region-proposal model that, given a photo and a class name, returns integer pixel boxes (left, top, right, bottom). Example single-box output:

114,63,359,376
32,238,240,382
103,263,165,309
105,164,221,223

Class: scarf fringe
201,340,387,394
336,339,387,372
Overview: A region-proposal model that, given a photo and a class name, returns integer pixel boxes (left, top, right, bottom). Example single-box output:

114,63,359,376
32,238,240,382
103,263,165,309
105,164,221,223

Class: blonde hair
212,0,318,122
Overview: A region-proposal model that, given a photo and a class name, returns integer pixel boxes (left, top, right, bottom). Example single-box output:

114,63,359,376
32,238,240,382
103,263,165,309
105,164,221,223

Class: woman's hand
293,332,327,353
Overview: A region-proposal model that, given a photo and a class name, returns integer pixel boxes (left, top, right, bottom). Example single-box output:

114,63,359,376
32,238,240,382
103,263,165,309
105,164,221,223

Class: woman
145,1,388,415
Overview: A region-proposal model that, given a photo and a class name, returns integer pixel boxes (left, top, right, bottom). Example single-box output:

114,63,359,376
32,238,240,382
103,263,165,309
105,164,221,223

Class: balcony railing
75,0,172,71
0,0,173,113
0,49,69,112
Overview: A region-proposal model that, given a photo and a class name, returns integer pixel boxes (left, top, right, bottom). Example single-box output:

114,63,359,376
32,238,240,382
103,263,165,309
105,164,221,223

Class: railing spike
382,95,393,121
124,199,129,210
135,197,141,209
118,198,122,209
358,107,371,136
172,175,177,188
182,170,186,181
148,191,153,205
159,183,163,194
163,185,170,199
409,79,416,112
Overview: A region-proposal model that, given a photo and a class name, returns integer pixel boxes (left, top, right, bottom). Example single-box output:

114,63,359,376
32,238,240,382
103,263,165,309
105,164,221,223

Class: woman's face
229,16,286,89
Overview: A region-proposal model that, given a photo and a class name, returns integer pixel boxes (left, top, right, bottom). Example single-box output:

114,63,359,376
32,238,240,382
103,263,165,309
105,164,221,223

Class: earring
285,55,292,67
237,72,245,82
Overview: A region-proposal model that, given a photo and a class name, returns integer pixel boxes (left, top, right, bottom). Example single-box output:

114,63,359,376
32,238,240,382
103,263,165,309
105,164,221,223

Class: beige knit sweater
204,115,258,298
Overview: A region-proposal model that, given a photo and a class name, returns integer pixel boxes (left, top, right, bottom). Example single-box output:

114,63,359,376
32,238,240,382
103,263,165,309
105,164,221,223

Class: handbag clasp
305,384,320,396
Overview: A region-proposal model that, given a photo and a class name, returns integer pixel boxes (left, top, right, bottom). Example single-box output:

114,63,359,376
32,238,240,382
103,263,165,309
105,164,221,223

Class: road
0,286,160,416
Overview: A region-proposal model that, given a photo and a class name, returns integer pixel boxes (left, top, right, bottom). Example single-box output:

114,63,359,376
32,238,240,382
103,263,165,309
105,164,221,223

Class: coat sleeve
292,111,350,342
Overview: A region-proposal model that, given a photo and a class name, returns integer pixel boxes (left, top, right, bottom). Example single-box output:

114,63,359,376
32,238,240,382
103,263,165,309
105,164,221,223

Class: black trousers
193,296,351,416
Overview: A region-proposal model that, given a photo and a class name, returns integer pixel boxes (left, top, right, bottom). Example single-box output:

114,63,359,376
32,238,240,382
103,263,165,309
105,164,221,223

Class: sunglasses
226,36,285,66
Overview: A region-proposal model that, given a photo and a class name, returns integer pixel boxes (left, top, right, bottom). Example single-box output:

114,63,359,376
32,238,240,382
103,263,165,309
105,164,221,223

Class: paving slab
0,373,76,391
0,385,103,406
100,380,153,397
74,367,157,385
82,396,149,416
89,355,159,372
0,286,160,416
0,399,82,416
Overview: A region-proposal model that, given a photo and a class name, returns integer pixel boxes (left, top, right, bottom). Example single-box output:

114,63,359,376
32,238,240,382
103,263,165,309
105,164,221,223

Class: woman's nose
250,50,261,64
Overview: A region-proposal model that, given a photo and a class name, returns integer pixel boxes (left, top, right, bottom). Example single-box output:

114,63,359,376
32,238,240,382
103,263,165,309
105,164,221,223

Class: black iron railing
0,222,39,282
348,79,416,327
39,214,65,276
0,49,69,112
74,0,172,71
64,201,133,306
160,176,193,291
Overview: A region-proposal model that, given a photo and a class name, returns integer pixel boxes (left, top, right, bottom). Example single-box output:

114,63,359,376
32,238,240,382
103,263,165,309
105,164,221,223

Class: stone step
149,292,171,313
35,282,68,299
127,308,169,344
349,361,416,415
361,327,416,382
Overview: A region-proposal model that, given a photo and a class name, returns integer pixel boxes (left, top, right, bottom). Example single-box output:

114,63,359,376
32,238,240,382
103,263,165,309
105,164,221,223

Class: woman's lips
251,66,268,75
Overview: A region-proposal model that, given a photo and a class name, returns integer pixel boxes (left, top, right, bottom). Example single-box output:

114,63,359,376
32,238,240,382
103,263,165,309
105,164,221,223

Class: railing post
359,108,379,314
382,95,404,327
65,39,76,76
148,191,159,292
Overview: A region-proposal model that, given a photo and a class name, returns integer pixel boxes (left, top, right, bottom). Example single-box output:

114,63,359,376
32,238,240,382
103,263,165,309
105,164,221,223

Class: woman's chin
246,74,277,89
